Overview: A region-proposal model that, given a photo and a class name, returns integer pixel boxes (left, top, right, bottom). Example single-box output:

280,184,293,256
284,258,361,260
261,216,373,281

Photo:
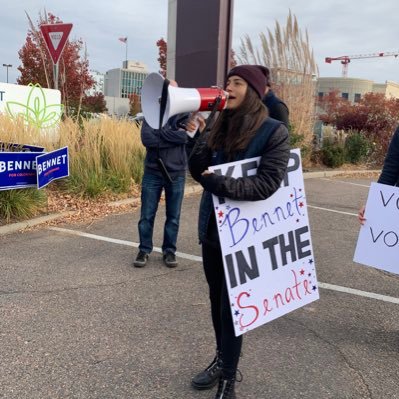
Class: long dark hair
207,85,268,160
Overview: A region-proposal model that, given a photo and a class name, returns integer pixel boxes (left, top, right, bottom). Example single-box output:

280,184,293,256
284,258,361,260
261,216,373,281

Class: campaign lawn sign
0,143,69,190
209,149,319,336
0,151,45,190
0,142,45,153
354,182,399,274
36,147,69,189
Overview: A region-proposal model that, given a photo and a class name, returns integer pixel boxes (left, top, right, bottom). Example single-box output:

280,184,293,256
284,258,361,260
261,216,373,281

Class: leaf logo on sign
5,83,63,129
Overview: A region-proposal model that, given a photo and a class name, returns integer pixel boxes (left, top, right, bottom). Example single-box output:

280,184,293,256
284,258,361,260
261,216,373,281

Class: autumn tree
129,93,141,116
81,93,107,114
156,38,237,77
17,11,95,116
156,38,167,78
317,90,352,126
318,91,399,162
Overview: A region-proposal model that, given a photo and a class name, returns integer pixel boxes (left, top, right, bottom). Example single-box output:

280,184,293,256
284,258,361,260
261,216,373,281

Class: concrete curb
303,169,380,179
0,211,75,236
0,169,380,236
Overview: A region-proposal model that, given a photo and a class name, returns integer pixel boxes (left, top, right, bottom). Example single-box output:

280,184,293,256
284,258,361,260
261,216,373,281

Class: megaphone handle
187,95,222,162
157,78,173,184
159,78,170,130
202,95,222,133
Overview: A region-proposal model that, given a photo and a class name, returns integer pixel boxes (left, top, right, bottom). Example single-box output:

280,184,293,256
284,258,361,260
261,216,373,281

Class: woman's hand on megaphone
186,113,206,133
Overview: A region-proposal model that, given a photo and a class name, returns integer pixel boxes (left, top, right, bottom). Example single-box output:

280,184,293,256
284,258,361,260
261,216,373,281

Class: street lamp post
2,64,12,83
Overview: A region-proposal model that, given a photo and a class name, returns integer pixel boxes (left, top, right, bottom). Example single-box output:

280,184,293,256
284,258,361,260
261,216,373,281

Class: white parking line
307,205,358,217
48,227,202,262
318,282,399,304
320,178,371,188
49,226,399,305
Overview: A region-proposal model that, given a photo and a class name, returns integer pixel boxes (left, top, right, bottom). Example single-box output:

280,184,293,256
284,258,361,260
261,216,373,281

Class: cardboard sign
209,150,319,336
354,182,399,274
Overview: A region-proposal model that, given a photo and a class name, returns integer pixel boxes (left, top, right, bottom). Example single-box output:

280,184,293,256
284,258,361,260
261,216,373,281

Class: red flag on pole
119,37,127,43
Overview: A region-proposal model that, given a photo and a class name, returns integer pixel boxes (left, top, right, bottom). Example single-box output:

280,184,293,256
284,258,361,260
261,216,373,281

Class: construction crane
325,51,399,77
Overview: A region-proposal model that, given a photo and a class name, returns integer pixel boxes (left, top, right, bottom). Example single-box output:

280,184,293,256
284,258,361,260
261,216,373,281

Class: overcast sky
1,0,398,85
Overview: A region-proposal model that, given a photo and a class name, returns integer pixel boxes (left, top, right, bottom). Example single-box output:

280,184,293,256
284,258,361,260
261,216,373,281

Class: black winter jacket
141,115,189,178
262,90,289,127
378,126,399,186
189,117,290,243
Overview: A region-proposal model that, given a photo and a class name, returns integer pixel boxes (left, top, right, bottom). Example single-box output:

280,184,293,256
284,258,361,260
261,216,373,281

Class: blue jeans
138,172,185,254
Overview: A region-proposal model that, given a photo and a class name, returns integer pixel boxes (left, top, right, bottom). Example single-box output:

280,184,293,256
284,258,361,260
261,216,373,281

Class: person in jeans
188,65,290,399
134,81,196,268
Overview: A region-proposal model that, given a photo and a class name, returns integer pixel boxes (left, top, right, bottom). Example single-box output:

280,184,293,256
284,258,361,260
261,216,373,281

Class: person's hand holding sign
358,205,366,225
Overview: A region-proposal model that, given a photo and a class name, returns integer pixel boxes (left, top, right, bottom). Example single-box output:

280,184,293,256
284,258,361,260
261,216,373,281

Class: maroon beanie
226,64,269,98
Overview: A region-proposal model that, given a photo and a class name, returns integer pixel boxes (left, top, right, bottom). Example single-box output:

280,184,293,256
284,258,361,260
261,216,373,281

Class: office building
317,77,399,104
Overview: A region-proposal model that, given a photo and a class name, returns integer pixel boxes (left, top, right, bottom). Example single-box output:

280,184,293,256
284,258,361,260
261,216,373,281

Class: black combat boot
191,351,222,390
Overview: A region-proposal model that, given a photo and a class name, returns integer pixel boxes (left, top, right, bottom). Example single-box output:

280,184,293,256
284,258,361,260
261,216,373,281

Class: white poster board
354,182,399,274
209,149,319,336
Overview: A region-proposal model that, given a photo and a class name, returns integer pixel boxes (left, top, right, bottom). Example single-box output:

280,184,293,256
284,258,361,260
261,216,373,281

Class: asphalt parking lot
1,175,398,399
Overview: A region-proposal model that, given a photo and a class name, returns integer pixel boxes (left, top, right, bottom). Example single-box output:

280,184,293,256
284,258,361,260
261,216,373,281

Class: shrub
0,114,145,223
344,131,372,164
0,189,47,222
289,132,304,149
58,117,145,198
321,139,345,168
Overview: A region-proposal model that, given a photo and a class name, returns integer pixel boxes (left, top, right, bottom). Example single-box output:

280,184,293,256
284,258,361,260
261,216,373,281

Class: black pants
202,241,243,378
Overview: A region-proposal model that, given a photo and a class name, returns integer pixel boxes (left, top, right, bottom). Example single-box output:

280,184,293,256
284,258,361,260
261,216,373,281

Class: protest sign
354,182,399,274
209,149,319,336
36,147,69,189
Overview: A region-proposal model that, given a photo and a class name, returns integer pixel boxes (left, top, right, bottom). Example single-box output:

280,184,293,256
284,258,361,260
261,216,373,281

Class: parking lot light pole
2,63,12,83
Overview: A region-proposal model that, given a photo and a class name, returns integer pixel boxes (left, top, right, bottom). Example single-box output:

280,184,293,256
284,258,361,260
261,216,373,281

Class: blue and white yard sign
209,149,319,336
36,147,69,189
0,151,45,190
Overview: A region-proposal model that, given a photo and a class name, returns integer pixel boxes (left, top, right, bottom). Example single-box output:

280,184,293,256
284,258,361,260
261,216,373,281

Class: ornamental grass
0,114,145,222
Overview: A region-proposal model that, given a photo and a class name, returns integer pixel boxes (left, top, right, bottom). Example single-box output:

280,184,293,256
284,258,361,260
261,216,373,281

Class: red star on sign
218,210,224,218
299,202,304,208
300,269,305,275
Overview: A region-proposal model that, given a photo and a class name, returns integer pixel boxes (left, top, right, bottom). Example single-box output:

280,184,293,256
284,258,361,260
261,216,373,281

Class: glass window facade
120,70,147,98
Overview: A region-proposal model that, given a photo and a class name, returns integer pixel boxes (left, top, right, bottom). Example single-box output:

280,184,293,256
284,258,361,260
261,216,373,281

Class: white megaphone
141,73,228,129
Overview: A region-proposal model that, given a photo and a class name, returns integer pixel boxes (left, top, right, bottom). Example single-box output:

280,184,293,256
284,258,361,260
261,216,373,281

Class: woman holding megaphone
188,65,290,399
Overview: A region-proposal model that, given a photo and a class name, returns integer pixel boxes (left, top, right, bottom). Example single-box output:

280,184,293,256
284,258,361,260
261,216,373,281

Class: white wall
104,96,129,116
